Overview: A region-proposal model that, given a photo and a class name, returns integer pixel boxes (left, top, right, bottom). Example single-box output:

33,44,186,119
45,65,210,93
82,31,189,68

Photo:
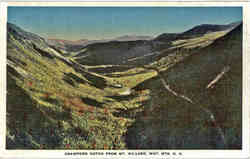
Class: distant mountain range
46,35,154,52
47,38,89,46
72,21,241,66
46,21,240,53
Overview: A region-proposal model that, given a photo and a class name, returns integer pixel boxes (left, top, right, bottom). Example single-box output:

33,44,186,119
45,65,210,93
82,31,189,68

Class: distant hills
71,21,240,66
46,35,154,52
46,21,240,54
113,35,153,41
47,38,89,46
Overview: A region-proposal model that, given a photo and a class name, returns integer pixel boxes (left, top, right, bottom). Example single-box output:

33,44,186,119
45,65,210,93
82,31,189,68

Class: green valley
6,21,242,150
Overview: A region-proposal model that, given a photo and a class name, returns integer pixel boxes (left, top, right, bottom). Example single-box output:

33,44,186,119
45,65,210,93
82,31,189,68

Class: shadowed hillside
125,24,242,149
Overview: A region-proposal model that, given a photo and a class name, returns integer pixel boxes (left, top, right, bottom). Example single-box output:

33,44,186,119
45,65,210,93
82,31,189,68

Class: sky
8,7,242,41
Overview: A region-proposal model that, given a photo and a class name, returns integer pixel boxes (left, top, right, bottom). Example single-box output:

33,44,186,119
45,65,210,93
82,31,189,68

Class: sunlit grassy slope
7,24,137,149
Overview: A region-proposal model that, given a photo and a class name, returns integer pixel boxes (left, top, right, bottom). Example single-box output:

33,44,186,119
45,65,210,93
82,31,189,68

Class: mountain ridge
72,22,239,66
154,21,241,42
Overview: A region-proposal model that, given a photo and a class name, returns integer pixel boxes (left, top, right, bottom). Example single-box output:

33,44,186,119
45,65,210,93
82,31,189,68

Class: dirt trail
154,68,227,147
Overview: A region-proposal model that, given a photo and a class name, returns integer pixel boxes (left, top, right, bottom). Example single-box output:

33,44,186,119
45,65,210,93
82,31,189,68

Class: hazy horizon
8,7,242,41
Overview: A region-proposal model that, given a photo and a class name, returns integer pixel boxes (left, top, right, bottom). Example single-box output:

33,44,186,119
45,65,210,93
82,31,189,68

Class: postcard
0,1,249,159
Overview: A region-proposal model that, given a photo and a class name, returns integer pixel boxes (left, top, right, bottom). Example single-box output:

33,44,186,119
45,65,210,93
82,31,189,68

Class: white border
0,2,249,159
0,2,7,158
1,0,250,2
